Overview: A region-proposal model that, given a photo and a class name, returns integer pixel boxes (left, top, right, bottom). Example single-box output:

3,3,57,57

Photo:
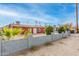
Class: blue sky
0,3,78,27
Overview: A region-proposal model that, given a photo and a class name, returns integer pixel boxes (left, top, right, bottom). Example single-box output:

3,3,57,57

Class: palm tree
76,3,78,33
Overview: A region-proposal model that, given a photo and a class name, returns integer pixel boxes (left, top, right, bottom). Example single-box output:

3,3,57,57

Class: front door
33,28,37,34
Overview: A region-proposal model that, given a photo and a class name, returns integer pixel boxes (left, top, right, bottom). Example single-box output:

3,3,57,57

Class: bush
58,26,65,33
12,28,21,36
45,26,53,35
3,27,12,39
63,24,69,31
58,24,69,33
2,27,21,40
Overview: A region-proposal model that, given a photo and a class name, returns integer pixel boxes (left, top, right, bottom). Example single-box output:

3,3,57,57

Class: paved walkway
13,34,79,56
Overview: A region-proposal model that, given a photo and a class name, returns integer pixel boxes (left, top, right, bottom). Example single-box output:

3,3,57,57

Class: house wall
10,25,45,34
37,28,45,33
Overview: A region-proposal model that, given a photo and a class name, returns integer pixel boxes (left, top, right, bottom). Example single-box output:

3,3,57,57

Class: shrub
3,27,12,39
0,31,3,36
12,28,21,36
63,24,69,31
58,24,70,33
2,27,21,40
45,26,53,35
58,26,65,33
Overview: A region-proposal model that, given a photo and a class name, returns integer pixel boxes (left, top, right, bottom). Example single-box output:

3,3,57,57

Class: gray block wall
62,32,69,38
52,34,62,41
0,31,70,56
1,39,29,56
29,35,53,47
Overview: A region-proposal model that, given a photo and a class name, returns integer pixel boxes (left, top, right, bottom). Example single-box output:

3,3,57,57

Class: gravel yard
13,34,79,56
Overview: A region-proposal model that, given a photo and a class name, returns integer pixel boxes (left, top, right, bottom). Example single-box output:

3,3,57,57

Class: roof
7,24,45,28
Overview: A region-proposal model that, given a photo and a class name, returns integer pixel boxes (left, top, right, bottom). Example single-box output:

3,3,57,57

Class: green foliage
12,28,21,36
0,31,3,36
58,24,69,33
2,27,21,39
3,27,12,39
63,24,69,31
45,26,53,35
1,26,33,40
58,26,65,33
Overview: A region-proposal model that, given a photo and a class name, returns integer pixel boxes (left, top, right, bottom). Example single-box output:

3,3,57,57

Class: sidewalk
13,34,79,56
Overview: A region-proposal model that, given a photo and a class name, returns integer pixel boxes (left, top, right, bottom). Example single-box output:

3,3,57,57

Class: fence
0,31,70,56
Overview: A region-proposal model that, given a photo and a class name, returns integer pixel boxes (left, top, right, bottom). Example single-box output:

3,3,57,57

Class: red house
7,21,45,34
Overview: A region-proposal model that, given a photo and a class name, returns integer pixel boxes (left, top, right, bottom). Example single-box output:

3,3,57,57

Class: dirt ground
13,34,79,56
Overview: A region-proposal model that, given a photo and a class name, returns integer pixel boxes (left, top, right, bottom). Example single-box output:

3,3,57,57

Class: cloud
0,9,49,23
0,9,19,17
0,5,60,24
0,4,76,26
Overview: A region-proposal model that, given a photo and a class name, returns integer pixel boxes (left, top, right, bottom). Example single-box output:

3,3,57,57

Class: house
0,27,2,31
6,21,45,34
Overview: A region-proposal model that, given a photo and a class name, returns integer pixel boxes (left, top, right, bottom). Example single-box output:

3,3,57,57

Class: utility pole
76,3,78,33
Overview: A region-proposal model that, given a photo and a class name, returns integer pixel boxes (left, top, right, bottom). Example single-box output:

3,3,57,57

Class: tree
45,26,53,35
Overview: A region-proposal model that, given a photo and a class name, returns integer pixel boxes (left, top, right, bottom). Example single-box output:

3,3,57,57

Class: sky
0,3,78,27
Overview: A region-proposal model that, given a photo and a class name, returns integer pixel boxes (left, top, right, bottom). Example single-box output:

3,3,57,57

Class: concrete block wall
0,31,70,56
29,35,53,47
1,39,29,56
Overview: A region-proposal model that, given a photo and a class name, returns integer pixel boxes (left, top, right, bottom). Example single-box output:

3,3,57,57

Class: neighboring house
6,21,45,34
0,27,2,31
